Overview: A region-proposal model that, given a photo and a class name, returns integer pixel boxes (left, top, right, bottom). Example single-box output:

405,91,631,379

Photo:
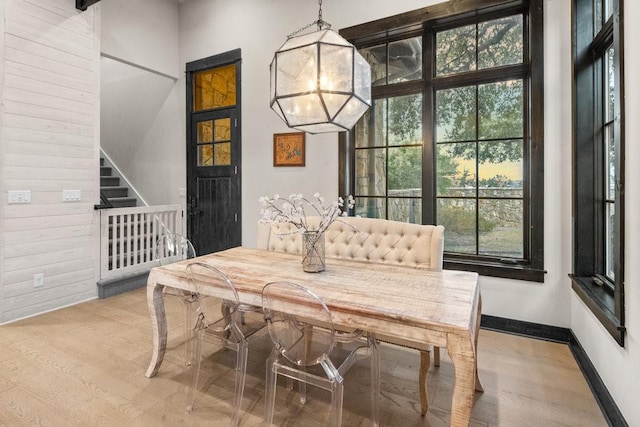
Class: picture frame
273,132,305,167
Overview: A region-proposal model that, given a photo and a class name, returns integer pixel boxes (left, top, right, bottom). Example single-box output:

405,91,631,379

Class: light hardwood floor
0,288,607,426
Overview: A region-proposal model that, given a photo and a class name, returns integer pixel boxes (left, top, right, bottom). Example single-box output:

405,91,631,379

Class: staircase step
101,186,128,198
101,176,120,187
108,197,137,208
100,166,112,176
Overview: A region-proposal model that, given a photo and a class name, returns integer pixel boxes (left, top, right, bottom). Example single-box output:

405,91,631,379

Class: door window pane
198,144,213,166
194,64,237,111
214,142,231,166
214,118,231,141
197,121,213,142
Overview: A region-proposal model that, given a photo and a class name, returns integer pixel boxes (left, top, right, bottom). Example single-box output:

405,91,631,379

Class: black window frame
339,0,545,282
570,0,625,346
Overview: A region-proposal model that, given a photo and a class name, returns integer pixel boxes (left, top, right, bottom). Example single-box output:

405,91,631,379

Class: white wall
100,0,184,206
101,0,179,79
0,0,101,322
570,1,640,424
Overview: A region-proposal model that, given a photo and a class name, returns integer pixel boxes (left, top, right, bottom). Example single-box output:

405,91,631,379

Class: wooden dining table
145,246,481,426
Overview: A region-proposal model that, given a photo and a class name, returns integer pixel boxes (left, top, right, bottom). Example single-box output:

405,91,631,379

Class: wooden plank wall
0,0,100,323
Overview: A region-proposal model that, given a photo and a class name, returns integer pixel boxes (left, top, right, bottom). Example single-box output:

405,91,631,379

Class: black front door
186,50,242,255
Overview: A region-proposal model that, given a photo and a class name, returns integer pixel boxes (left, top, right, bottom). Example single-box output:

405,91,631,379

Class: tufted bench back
257,216,444,271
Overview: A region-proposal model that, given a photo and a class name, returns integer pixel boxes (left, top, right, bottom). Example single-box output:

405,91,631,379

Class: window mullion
423,24,436,225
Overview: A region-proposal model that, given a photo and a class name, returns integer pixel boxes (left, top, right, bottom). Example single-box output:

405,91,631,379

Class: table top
148,247,480,346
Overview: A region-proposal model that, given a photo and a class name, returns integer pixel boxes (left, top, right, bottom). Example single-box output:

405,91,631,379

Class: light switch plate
8,190,31,204
62,189,81,202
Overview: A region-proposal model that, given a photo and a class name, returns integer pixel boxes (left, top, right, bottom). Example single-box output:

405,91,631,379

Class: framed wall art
273,132,305,167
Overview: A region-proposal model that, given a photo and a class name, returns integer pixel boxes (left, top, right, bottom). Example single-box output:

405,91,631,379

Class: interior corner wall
100,0,184,206
569,1,640,424
0,0,101,323
100,0,179,79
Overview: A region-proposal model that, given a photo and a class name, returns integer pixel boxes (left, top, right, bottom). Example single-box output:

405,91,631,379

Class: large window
571,0,625,346
340,0,544,281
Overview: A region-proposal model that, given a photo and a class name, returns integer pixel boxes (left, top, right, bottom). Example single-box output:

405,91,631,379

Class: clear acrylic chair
185,262,266,426
154,233,197,364
262,281,380,427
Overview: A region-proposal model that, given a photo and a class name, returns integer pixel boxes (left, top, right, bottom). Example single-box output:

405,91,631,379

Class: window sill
444,258,545,282
570,275,625,346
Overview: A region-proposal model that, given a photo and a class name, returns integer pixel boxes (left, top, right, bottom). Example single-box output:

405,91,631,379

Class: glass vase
302,231,325,272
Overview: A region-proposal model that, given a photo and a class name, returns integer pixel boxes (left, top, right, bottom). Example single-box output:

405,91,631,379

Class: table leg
446,333,476,426
419,350,430,416
474,295,484,393
145,282,167,378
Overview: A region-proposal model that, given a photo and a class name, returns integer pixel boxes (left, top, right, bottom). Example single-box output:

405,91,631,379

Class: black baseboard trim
480,315,627,427
567,332,628,427
480,314,572,343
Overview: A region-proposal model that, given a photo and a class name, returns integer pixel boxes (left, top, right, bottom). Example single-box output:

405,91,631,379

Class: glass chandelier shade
270,28,372,134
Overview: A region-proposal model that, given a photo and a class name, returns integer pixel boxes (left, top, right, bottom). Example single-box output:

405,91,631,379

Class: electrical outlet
33,273,44,288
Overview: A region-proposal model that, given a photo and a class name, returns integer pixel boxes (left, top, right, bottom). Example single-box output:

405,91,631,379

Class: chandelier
269,0,371,134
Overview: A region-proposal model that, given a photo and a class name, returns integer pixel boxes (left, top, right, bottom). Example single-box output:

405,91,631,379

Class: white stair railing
99,204,184,280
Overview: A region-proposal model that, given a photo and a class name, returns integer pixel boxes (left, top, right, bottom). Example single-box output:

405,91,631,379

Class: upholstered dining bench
257,215,445,415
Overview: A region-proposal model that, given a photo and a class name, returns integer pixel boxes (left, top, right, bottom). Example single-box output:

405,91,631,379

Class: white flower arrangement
259,192,355,235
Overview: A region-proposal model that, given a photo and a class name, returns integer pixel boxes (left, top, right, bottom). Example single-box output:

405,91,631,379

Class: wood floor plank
0,287,607,426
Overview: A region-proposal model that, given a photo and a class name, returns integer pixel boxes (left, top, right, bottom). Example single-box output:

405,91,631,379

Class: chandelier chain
286,0,331,39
